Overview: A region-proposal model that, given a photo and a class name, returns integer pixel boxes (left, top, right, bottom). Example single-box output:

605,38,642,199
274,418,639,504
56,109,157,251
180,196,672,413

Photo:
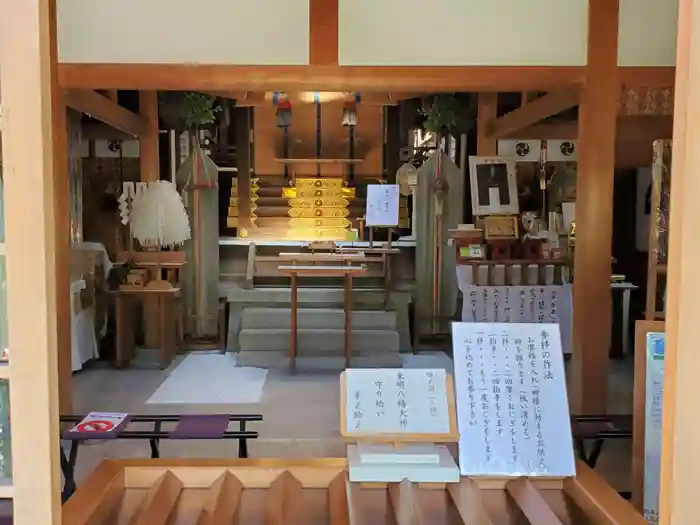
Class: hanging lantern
274,92,292,128
341,92,359,127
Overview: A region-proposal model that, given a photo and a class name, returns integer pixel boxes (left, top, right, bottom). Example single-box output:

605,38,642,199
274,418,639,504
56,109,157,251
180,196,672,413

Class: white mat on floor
146,353,267,404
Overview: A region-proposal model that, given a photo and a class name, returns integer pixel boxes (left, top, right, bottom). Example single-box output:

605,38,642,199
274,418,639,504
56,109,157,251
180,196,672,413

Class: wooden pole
50,1,72,413
659,1,698,523
0,0,63,522
569,0,619,414
476,93,498,156
139,91,161,348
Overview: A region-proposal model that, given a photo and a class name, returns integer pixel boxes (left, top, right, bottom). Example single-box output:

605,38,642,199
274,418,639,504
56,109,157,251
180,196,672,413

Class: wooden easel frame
339,371,460,443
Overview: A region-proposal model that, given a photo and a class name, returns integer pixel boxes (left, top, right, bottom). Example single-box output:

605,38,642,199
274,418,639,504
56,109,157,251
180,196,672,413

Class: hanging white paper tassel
130,180,191,248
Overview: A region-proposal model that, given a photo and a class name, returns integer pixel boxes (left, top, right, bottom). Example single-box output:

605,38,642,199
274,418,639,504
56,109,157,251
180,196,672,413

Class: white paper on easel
451,322,575,477
488,187,501,210
365,184,400,227
344,368,450,435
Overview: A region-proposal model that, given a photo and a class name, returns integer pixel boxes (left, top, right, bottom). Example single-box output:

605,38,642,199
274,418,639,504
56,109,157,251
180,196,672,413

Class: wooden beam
0,0,63,523
489,89,580,139
477,93,498,155
64,88,146,136
570,0,619,414
59,64,586,92
513,116,673,141
209,91,414,106
58,64,674,92
659,1,699,523
309,0,339,66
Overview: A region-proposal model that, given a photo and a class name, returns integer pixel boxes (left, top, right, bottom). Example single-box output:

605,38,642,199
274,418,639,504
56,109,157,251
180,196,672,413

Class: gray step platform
239,328,400,354
235,351,403,370
241,307,397,331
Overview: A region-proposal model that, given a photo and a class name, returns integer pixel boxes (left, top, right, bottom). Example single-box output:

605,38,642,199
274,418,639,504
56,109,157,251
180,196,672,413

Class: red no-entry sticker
75,420,114,433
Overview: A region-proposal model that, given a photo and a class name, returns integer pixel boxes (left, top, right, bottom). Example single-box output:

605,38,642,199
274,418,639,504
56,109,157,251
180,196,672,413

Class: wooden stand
62,459,646,525
340,371,460,483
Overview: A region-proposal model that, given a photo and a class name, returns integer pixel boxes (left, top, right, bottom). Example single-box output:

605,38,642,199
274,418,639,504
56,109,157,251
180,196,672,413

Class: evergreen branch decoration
419,94,459,134
159,91,222,130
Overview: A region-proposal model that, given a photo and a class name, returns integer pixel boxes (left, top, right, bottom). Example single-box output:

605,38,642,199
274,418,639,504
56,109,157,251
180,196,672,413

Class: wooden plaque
340,369,459,443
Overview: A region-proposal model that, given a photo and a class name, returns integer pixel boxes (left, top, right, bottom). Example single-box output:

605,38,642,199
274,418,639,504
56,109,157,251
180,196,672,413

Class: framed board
340,368,459,442
365,184,400,227
632,320,665,514
452,322,575,477
468,156,519,216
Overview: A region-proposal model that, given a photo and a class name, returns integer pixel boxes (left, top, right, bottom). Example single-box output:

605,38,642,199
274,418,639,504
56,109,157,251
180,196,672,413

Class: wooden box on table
62,458,645,525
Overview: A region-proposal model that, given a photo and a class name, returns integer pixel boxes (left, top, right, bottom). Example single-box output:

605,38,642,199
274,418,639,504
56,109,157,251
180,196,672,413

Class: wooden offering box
63,459,645,525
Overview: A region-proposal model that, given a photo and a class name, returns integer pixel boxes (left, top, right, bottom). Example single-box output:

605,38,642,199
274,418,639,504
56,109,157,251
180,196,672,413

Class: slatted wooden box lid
62,459,645,525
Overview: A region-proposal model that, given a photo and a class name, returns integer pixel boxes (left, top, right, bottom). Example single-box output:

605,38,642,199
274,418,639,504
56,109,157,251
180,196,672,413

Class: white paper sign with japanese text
644,332,665,525
365,184,400,227
344,368,451,435
452,322,575,477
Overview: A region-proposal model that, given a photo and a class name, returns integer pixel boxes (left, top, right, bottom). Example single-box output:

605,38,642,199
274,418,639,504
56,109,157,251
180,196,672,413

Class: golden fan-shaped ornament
295,178,344,190
288,217,350,228
294,188,347,198
289,197,350,208
288,207,349,218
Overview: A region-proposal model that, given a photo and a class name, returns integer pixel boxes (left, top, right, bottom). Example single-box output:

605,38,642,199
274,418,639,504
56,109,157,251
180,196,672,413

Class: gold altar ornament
288,207,349,218
288,217,351,228
289,197,350,208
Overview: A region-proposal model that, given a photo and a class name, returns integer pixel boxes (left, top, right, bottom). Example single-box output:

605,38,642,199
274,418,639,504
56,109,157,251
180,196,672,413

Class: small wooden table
115,287,181,369
278,265,368,371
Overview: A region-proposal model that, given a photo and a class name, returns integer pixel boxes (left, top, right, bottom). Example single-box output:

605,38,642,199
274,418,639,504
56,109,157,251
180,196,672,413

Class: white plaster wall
618,0,679,66
58,0,310,65
338,0,589,66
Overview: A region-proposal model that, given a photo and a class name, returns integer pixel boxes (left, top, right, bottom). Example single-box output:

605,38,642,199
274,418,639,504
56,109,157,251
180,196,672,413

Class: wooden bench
59,413,262,502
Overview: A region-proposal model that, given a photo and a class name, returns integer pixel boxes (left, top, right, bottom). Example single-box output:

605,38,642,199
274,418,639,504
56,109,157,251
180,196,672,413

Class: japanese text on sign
345,368,450,435
452,322,575,477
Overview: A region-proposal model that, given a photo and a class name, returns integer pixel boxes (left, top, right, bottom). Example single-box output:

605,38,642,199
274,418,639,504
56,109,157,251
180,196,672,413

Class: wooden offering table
278,264,368,370
336,246,401,308
62,458,645,525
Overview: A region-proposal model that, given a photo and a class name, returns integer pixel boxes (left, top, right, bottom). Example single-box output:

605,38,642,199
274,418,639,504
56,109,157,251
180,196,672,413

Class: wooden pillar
50,0,72,414
659,1,698,523
477,93,498,155
139,91,160,182
139,91,161,348
570,0,619,414
0,0,63,523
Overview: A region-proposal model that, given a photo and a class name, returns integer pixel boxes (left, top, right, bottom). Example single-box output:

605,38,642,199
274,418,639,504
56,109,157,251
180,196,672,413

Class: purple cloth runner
170,415,230,439
62,414,132,440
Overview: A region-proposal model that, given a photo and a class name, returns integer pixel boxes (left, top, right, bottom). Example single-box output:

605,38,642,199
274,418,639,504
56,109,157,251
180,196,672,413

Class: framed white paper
365,184,400,227
451,322,575,477
344,368,451,435
468,156,519,216
644,332,665,525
